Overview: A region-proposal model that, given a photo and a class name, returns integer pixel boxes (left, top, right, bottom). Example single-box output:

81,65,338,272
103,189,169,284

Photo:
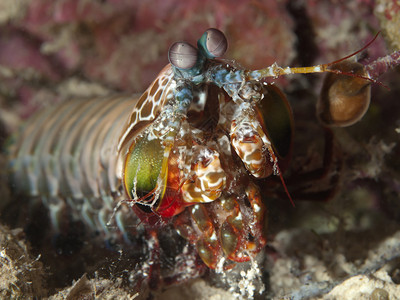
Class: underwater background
0,0,400,299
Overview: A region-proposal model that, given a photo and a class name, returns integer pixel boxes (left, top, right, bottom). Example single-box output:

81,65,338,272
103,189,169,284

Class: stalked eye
168,42,198,69
198,28,228,58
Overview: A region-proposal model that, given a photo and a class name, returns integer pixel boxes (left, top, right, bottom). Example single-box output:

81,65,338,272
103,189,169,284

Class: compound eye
199,28,228,58
168,42,198,69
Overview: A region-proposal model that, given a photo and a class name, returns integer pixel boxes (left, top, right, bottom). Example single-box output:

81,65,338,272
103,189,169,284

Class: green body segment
124,137,166,199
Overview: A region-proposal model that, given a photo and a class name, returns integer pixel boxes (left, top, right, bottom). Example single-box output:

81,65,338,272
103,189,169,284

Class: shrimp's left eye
168,42,198,69
198,28,228,58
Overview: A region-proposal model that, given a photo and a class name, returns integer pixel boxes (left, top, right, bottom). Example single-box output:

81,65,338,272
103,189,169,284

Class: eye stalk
168,42,198,70
198,28,228,59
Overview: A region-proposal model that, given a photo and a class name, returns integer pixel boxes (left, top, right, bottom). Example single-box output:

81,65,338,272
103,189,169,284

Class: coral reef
0,0,400,299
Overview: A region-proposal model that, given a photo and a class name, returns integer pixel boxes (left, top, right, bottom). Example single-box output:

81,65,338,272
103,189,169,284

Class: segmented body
9,65,175,238
9,95,138,236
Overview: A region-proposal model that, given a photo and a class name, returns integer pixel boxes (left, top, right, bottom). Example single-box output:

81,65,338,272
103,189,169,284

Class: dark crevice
286,1,319,67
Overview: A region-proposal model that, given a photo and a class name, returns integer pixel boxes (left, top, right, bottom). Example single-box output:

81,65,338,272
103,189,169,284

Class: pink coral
1,1,296,99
